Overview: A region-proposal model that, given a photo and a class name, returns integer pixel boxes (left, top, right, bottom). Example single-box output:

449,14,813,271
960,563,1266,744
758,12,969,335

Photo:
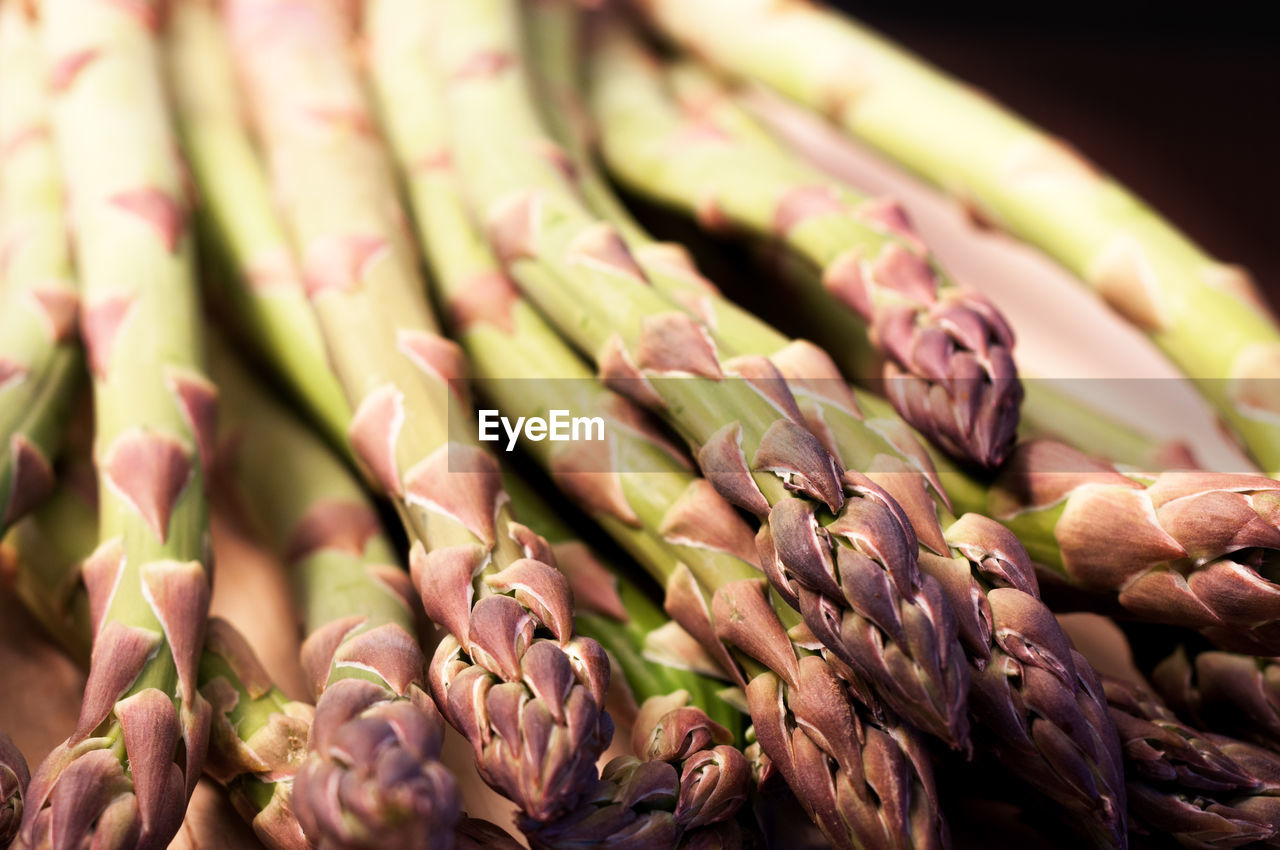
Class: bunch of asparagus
1,0,1277,848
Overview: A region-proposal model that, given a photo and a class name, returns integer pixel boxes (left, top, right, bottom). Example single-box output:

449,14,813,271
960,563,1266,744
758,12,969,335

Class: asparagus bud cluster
5,0,1279,846
917,516,1127,846
434,0,969,751
568,20,1128,843
3,459,314,850
988,441,1280,654
526,528,752,848
524,691,751,850
196,619,314,850
1,733,28,848
1152,647,1280,753
1105,676,1280,848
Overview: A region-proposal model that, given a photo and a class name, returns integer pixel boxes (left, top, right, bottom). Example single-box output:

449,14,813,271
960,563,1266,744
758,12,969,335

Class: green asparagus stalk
164,0,351,450
632,0,1280,478
20,0,218,845
1018,381,1198,473
1105,676,1280,848
563,16,1128,846
589,32,1022,471
504,473,753,848
2,463,313,850
1,732,28,848
366,6,948,844
712,85,1221,481
433,0,971,751
220,0,611,825
0,0,83,536
210,342,461,848
1151,647,1280,755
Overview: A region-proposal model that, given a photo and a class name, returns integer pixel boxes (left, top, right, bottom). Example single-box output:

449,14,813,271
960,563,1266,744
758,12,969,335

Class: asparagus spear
210,342,461,848
1151,647,1280,755
1,732,28,848
504,473,753,848
433,0,970,750
848,379,1280,655
0,0,83,536
164,0,350,450
4,446,534,850
221,0,611,824
632,0,1280,477
554,15,1127,846
367,7,947,844
3,464,313,850
589,31,1021,470
984,441,1280,654
1105,676,1280,848
20,0,218,845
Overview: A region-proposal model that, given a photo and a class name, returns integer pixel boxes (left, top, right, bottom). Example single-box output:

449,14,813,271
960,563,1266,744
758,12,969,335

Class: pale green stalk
165,0,350,449
21,0,216,844
0,0,82,536
635,0,1280,476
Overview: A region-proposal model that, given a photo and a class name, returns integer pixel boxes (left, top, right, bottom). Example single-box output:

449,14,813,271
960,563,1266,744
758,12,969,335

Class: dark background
827,1,1279,308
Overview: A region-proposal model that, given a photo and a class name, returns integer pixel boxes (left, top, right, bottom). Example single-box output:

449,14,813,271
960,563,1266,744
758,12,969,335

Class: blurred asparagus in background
18,0,218,844
0,0,83,538
0,732,28,848
165,0,351,451
590,32,1022,470
632,0,1280,478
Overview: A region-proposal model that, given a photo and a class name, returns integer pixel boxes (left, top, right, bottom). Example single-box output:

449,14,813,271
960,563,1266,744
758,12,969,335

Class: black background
826,1,1279,307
